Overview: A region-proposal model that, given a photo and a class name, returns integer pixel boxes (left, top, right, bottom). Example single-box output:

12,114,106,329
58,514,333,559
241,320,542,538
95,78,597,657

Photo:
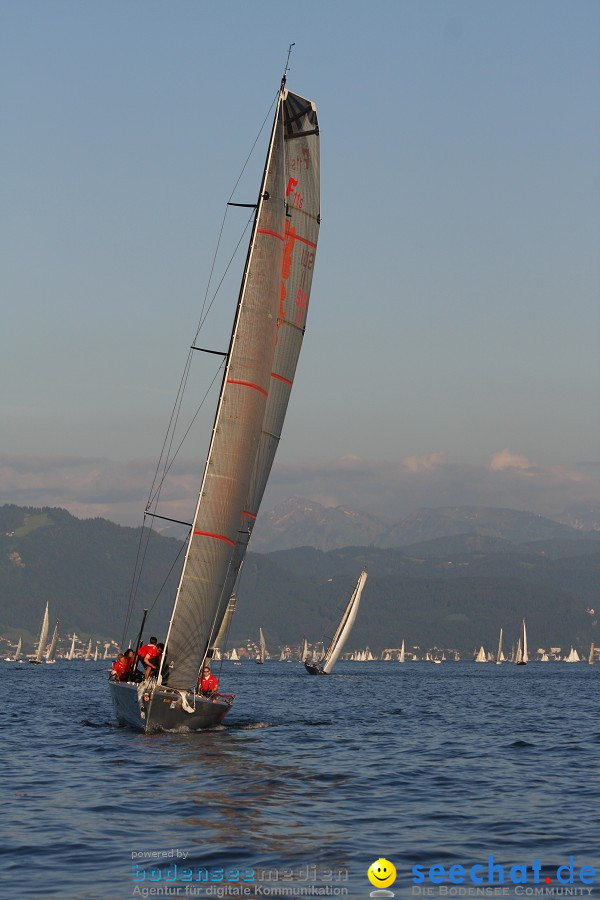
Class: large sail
209,89,321,645
161,88,288,689
321,572,367,674
35,603,50,663
46,620,60,662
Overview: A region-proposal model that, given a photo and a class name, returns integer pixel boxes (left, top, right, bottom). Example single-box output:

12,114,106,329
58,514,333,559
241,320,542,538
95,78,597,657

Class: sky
2,0,599,529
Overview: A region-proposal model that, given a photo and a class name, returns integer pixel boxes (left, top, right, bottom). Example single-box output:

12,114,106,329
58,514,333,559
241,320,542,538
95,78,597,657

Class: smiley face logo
367,859,397,889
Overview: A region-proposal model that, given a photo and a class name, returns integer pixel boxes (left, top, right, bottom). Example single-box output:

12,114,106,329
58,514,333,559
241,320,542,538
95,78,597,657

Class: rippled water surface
1,660,599,899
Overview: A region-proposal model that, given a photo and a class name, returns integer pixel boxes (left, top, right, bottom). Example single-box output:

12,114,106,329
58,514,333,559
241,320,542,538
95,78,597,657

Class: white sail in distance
46,620,60,662
35,603,50,663
320,572,367,674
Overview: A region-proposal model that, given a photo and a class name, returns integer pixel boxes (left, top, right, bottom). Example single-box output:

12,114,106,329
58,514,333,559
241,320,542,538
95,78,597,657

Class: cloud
1,451,599,530
489,448,533,472
402,452,447,473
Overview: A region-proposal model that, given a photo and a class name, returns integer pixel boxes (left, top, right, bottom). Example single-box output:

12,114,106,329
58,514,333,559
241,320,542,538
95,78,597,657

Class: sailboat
305,571,367,675
67,633,77,661
588,642,595,665
85,638,93,661
495,627,503,665
5,637,22,662
256,628,266,664
516,619,528,665
110,68,320,732
398,640,405,663
474,645,487,663
29,602,50,664
45,620,60,663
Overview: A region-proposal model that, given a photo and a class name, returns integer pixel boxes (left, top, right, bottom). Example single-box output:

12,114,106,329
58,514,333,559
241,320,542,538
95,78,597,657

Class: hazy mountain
252,497,595,552
1,504,598,657
250,497,386,552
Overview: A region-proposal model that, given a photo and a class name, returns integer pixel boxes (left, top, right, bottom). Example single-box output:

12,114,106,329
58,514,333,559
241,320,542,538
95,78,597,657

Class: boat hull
304,662,325,676
109,680,232,733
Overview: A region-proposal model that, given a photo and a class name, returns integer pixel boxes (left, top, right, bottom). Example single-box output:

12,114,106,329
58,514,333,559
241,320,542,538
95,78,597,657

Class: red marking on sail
271,372,293,387
193,530,236,547
294,233,317,249
242,511,257,520
257,228,285,242
227,379,268,397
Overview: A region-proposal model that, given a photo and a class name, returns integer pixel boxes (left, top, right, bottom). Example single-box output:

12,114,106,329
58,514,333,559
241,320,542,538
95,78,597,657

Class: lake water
1,659,599,899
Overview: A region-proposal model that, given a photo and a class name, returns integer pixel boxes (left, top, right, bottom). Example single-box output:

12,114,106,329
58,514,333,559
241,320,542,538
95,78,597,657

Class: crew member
197,665,219,697
137,636,161,679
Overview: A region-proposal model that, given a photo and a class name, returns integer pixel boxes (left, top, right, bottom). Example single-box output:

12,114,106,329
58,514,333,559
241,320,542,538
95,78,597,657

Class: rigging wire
121,94,277,644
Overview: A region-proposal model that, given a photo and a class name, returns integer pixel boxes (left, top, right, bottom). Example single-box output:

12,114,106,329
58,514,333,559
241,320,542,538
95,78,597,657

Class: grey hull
109,680,232,733
304,662,325,675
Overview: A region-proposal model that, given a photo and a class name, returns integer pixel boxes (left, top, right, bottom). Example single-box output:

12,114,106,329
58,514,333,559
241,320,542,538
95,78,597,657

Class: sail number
286,177,303,210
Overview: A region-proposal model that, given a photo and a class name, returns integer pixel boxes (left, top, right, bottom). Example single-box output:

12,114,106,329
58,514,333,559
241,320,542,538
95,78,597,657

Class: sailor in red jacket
198,665,219,697
111,653,129,681
137,637,161,679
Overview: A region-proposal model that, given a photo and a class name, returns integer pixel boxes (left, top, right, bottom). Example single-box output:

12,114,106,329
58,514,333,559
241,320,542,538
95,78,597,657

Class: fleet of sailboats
109,68,320,732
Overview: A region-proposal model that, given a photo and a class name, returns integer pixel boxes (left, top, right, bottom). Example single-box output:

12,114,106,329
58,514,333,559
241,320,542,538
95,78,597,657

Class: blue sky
2,0,599,527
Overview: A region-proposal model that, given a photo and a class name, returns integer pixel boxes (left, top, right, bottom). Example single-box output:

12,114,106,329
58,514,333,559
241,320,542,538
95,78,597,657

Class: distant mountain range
1,503,598,657
250,496,600,552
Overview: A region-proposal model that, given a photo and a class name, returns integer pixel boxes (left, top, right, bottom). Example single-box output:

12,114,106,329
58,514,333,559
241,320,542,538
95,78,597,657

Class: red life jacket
201,674,218,693
138,643,159,661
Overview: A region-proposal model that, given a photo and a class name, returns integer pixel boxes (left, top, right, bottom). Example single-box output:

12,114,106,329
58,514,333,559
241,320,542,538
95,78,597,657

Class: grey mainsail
208,90,321,647
160,82,320,691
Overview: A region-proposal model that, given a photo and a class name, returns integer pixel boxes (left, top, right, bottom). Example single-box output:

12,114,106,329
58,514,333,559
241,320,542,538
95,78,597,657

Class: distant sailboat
29,603,50,664
564,647,580,663
85,638,93,661
496,628,503,665
399,640,405,663
256,628,266,664
45,620,60,663
474,645,487,663
209,596,237,660
5,636,22,662
516,619,528,665
67,633,77,661
589,642,595,665
305,571,367,675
